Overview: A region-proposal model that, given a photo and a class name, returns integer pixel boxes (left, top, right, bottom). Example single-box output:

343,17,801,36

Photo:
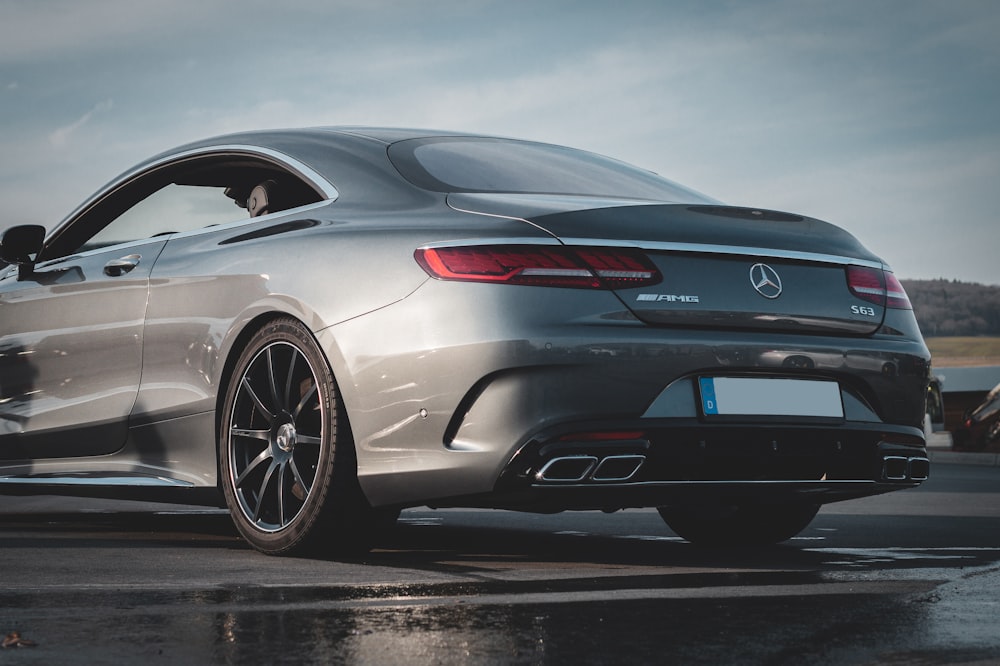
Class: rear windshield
387,137,715,203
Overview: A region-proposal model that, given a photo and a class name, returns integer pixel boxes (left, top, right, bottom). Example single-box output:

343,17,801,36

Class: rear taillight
846,266,912,309
884,272,911,309
415,245,661,289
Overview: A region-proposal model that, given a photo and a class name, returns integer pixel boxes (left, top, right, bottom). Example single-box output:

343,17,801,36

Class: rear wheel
219,318,371,556
657,503,820,546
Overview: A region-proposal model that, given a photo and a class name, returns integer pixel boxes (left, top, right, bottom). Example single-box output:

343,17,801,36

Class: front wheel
219,318,371,556
657,503,820,546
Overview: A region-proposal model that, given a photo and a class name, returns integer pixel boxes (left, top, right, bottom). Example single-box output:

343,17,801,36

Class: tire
657,503,820,546
219,318,372,556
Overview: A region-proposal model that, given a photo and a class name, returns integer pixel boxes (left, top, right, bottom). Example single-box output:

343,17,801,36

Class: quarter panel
134,205,554,425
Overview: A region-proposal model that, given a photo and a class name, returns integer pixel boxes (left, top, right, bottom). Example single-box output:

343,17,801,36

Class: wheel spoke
277,462,288,526
253,460,279,523
295,433,322,446
284,350,299,415
241,376,274,424
230,427,270,442
289,457,312,498
265,347,281,414
235,447,272,487
292,379,317,420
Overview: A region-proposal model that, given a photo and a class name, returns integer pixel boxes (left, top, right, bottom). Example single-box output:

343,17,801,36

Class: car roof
316,127,492,143
165,126,503,153
132,127,512,182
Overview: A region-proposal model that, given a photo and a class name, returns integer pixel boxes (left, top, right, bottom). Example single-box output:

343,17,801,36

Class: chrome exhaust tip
907,456,930,481
882,455,930,482
537,456,598,482
591,454,646,481
882,456,909,481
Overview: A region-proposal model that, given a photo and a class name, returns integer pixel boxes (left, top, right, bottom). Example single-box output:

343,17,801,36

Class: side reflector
415,245,661,290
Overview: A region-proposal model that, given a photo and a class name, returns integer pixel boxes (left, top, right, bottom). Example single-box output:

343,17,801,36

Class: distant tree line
901,279,1000,337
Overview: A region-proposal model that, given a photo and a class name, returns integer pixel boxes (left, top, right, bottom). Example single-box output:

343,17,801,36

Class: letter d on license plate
699,377,843,418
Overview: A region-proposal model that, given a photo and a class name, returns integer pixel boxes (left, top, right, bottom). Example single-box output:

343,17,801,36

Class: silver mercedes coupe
0,128,931,555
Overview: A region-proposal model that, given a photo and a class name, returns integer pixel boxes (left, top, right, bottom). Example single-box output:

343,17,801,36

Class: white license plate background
699,377,844,418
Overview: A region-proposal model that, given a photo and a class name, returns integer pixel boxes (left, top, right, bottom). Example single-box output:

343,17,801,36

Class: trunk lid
449,194,889,335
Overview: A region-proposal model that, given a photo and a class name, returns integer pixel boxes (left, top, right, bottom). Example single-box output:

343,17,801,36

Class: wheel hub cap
275,422,297,453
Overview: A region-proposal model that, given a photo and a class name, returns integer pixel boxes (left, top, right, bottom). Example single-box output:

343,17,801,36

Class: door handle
104,254,141,277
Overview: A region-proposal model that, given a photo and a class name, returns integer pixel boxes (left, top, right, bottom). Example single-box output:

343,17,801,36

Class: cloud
2,0,998,283
717,136,1000,283
48,99,115,147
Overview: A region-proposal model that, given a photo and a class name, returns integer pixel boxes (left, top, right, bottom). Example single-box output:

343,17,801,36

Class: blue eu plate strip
699,377,718,415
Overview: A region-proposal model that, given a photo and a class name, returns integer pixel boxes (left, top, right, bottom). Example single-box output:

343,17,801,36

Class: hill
900,279,1000,337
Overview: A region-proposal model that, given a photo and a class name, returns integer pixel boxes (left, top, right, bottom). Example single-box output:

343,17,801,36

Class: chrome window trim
164,145,339,200
166,199,332,241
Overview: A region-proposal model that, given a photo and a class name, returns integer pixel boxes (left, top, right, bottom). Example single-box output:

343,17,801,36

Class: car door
0,238,167,460
0,149,331,463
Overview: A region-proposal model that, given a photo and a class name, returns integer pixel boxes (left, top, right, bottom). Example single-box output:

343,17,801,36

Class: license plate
698,377,844,418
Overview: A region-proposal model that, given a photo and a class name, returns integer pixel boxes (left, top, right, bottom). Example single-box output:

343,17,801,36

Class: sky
1,0,998,284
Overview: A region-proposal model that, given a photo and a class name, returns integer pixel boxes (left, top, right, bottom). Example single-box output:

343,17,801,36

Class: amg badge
636,294,700,303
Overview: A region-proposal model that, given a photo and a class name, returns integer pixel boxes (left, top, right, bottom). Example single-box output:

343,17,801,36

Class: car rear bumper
331,280,931,509
444,419,929,512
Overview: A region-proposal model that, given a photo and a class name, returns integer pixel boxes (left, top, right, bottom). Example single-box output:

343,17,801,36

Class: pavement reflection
1,464,999,663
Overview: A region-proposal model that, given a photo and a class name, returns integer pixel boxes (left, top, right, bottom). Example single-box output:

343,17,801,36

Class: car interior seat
246,180,279,217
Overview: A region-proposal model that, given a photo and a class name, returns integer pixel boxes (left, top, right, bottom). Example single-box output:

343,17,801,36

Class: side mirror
0,225,46,280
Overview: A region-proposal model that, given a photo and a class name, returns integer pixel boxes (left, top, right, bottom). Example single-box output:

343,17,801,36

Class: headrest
247,180,279,217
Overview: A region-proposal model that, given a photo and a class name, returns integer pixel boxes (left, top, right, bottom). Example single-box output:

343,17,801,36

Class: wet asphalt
1,463,999,665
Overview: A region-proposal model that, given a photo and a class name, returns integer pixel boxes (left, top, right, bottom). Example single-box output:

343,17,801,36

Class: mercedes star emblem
750,263,783,299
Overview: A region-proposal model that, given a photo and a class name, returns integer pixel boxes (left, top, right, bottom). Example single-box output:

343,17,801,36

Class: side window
41,155,326,262
82,184,242,252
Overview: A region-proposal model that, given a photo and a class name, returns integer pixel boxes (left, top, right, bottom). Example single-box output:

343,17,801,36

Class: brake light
847,266,884,305
884,272,912,309
846,266,912,310
415,245,661,289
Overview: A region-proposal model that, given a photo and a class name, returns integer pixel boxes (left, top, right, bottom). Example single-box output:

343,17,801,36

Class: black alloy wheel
219,318,371,556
